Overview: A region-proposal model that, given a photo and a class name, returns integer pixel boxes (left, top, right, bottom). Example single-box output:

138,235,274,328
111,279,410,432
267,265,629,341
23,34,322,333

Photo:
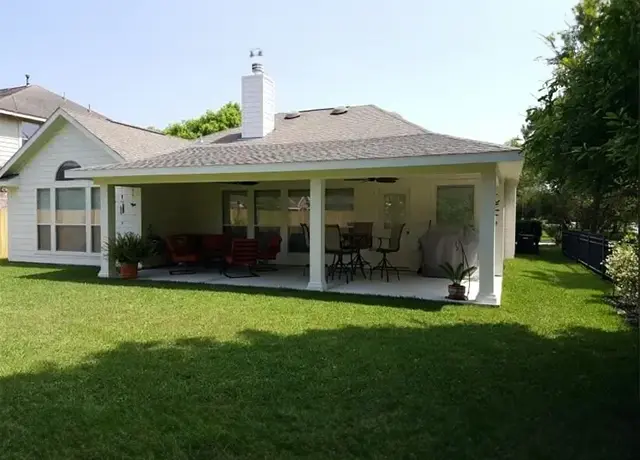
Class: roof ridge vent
330,106,348,115
284,111,300,120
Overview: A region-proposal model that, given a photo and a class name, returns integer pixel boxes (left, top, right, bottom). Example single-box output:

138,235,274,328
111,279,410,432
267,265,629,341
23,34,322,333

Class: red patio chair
201,234,226,268
257,233,282,270
165,235,200,275
223,238,259,278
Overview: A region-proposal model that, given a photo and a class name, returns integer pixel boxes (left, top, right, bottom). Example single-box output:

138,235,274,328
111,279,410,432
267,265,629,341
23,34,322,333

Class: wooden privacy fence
0,208,7,259
561,230,611,279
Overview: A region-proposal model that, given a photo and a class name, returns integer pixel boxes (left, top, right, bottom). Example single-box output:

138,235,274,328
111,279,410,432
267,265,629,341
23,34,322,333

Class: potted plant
439,262,477,300
103,232,156,279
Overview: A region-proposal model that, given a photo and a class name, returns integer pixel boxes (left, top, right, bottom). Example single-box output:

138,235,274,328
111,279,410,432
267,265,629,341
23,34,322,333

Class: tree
522,0,640,233
164,102,241,140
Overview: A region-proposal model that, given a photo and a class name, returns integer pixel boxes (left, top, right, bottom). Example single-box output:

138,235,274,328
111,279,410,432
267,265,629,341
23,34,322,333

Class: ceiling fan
345,177,398,184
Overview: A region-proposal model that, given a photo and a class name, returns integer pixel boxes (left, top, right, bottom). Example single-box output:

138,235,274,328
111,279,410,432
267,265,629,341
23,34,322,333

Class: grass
0,248,637,459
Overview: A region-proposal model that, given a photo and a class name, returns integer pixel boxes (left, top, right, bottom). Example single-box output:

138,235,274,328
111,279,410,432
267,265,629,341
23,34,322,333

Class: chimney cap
251,62,264,74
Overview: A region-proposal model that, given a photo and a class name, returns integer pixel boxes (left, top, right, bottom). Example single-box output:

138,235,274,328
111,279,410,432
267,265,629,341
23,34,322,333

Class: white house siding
0,115,21,167
7,121,116,266
139,174,500,272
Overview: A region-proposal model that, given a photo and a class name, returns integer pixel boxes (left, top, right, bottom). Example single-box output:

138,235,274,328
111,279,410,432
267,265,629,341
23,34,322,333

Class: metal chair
326,224,355,283
370,223,406,282
257,233,282,271
347,222,373,278
165,235,200,275
223,238,259,278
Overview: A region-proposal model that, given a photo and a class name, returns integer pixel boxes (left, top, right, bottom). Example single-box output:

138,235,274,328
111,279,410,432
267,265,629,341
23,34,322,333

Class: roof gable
0,109,122,178
0,108,190,178
65,110,189,162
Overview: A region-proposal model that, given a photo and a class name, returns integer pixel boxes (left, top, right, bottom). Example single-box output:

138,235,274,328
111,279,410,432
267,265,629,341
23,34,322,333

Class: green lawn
0,249,637,459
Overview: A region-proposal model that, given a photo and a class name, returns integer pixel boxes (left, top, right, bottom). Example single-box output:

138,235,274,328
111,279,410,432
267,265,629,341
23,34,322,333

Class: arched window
55,161,81,181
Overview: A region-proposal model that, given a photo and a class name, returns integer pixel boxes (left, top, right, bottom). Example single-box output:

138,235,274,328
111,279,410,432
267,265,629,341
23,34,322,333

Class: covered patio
83,161,519,306
136,265,503,305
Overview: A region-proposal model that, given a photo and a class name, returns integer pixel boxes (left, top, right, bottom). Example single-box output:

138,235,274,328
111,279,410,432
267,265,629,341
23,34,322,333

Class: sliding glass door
222,191,248,238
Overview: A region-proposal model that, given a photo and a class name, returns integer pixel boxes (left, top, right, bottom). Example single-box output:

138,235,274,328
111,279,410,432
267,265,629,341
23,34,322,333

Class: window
254,190,281,242
36,183,100,253
91,188,101,253
55,161,81,181
36,189,51,250
287,189,310,253
325,188,354,227
383,193,406,229
20,121,41,145
222,191,248,239
56,188,86,252
436,185,475,227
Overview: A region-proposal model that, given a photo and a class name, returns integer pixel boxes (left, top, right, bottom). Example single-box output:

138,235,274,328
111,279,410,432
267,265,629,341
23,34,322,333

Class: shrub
103,232,156,265
542,223,562,242
604,234,639,307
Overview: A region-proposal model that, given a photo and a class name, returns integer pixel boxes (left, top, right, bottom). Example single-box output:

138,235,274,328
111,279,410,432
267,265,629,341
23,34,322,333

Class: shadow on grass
6,261,447,312
515,246,567,263
0,324,637,459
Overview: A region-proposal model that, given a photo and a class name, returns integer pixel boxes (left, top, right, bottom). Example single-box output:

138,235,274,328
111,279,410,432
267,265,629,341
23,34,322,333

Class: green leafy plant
103,232,156,265
164,102,241,139
604,234,639,307
439,262,477,286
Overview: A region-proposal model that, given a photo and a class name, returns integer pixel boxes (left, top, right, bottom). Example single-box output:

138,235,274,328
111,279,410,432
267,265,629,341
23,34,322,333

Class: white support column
247,188,255,238
306,179,326,291
503,179,517,259
495,177,504,276
477,167,497,304
98,184,116,278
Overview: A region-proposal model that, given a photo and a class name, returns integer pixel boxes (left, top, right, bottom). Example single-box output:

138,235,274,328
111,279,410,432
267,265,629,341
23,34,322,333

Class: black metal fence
561,230,611,279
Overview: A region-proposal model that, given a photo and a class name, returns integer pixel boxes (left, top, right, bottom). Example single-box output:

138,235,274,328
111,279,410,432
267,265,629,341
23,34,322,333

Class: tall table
342,231,371,279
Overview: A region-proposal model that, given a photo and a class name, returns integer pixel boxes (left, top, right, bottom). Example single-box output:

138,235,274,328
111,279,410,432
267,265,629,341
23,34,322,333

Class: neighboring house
0,84,96,167
0,84,104,209
0,83,160,239
0,63,522,304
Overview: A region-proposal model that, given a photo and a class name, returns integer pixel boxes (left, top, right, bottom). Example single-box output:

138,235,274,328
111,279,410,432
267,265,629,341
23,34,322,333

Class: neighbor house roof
77,105,517,172
0,85,98,120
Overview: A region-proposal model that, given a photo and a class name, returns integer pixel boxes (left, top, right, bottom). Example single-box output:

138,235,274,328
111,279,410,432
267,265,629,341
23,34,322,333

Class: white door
378,188,411,269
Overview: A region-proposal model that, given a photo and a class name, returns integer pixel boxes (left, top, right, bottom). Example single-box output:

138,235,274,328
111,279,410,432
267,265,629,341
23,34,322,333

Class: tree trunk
589,193,602,233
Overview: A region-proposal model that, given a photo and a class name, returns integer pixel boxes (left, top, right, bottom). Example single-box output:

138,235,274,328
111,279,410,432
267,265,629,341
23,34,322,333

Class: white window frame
35,181,99,255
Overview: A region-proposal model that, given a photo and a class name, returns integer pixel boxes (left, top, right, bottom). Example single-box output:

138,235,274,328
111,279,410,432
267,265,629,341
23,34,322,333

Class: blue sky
3,0,576,143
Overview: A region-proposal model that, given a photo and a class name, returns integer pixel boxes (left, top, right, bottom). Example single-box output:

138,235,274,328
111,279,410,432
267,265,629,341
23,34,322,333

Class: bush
103,232,156,265
542,223,562,242
604,234,639,307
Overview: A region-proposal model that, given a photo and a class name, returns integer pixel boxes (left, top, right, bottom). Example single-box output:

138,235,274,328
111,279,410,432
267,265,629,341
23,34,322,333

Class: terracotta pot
120,263,138,280
447,284,467,300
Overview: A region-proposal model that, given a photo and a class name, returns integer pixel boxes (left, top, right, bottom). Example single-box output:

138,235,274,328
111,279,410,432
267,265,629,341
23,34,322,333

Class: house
0,83,102,208
0,62,522,305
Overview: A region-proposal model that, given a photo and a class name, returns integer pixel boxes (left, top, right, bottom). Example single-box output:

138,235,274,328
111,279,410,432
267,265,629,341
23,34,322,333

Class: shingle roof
0,85,99,119
63,109,190,162
61,104,517,173
81,132,517,172
198,105,427,145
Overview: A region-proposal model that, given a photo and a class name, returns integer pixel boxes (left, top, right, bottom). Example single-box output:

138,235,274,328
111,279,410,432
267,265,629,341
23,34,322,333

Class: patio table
342,231,371,279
